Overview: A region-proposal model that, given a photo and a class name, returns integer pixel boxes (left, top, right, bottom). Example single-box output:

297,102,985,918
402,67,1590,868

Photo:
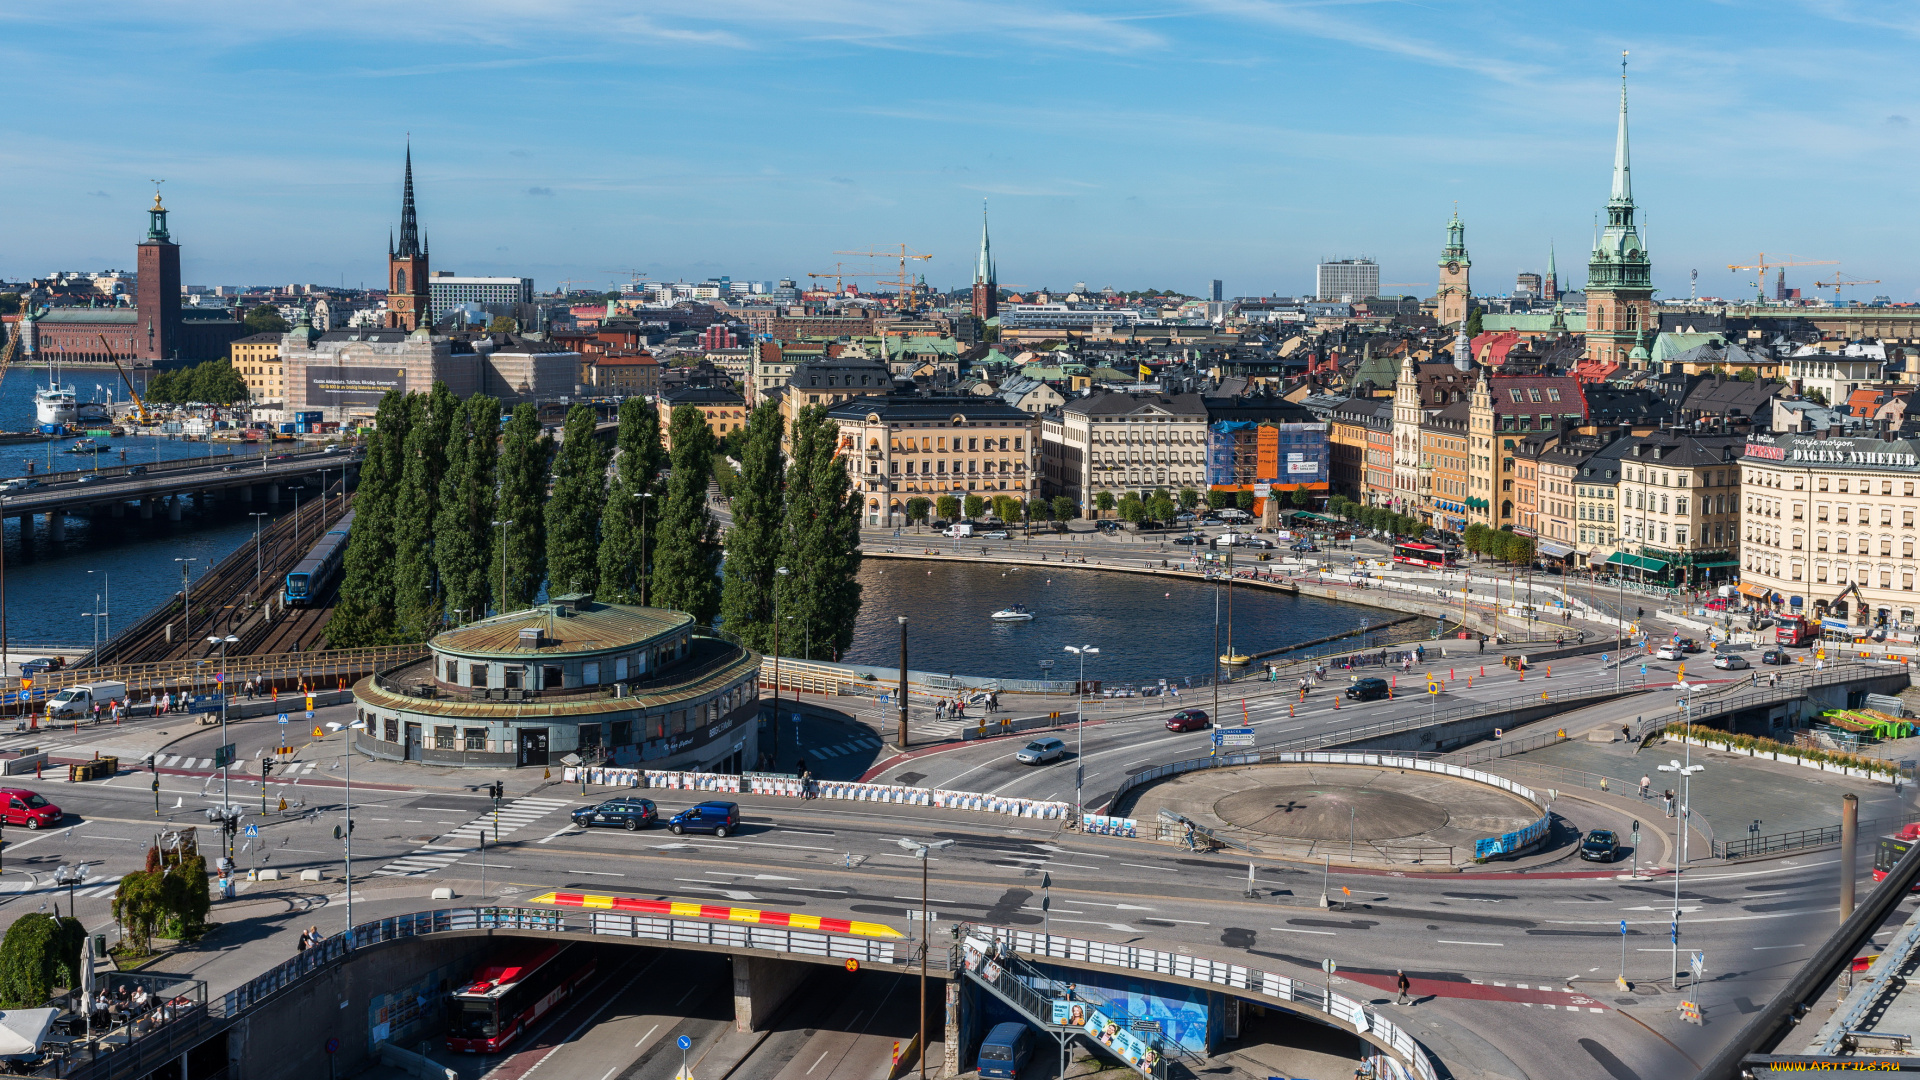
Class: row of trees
142,360,249,405
1462,522,1536,564
1325,495,1425,539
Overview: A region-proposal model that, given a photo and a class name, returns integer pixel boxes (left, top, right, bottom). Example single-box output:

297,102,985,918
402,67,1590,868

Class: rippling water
842,559,1390,687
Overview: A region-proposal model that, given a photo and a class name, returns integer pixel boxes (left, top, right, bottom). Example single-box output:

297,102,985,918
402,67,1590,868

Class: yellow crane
833,245,933,310
1814,275,1882,300
806,263,884,294
1726,253,1837,303
98,335,156,425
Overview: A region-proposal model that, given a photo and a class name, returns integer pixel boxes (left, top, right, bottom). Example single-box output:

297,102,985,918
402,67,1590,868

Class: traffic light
261,760,274,780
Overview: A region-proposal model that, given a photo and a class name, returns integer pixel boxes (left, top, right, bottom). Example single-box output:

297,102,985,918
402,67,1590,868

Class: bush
1660,724,1896,775
0,914,84,1008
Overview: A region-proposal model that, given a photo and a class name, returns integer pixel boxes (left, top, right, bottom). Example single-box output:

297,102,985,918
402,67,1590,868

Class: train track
82,486,354,665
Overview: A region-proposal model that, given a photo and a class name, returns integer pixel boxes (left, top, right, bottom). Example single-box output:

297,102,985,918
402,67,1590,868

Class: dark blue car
668,801,740,838
571,797,657,832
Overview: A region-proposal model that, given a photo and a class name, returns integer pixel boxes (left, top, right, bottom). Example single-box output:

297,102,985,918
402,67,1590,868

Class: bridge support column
167,496,182,522
944,977,966,1078
139,499,154,520
266,483,280,506
47,514,64,543
240,484,252,504
110,501,124,519
732,954,811,1033
198,489,211,510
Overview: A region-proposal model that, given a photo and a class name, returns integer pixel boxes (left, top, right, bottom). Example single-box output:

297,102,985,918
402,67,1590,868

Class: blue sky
3,1,1917,302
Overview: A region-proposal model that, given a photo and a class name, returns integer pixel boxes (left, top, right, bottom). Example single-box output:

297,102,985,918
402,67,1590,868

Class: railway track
81,486,354,665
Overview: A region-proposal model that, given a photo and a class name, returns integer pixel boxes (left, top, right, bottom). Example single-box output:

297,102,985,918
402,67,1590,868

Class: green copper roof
1481,312,1587,333
1651,332,1725,367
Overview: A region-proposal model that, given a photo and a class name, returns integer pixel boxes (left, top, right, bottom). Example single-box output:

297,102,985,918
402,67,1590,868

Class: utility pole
897,616,909,748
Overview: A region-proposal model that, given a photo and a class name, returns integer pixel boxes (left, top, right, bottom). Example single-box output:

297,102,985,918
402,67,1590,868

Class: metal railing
957,941,1171,1080
7,645,427,701
1713,810,1920,860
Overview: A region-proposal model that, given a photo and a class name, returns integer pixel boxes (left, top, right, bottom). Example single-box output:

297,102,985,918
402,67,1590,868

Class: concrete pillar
198,490,210,510
167,496,182,522
1842,792,1859,924
110,501,124,519
732,954,811,1033
944,978,964,1078
240,484,253,504
266,484,280,505
47,514,65,543
139,499,154,520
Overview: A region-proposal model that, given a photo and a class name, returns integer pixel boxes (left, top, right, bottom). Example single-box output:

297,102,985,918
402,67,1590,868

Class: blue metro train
284,509,355,607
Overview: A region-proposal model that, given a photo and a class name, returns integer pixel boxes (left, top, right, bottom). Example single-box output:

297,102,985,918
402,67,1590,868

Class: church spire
1610,52,1633,205
396,142,421,258
975,200,994,286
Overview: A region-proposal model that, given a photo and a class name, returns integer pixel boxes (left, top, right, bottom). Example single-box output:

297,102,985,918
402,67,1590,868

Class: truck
944,522,975,538
44,681,127,721
1774,613,1815,647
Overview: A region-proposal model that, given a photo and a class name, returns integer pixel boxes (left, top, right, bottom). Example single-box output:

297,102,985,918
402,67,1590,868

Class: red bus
1392,542,1456,569
1875,824,1920,888
447,942,595,1054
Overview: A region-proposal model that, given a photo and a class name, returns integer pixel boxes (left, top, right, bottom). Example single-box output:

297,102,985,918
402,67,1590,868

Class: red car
1704,597,1733,612
0,789,62,830
1166,709,1211,732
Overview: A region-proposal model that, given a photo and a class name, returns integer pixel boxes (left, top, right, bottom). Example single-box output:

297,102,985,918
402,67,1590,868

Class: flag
1138,364,1153,379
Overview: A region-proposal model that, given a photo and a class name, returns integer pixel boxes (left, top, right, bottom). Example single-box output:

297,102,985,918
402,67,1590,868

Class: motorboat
989,605,1035,622
61,438,109,454
1220,652,1252,666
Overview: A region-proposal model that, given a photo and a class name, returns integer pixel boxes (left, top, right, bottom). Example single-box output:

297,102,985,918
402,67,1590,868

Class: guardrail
8,644,427,701
1713,810,1920,860
971,924,1441,1080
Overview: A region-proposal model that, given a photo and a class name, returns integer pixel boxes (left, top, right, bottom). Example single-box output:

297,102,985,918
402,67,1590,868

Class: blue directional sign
1213,727,1256,748
245,824,258,838
676,1035,692,1051
1620,920,1628,936
1670,920,1679,944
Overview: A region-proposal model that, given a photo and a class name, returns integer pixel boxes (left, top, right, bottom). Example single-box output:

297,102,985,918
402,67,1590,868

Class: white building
427,275,535,323
1315,258,1379,303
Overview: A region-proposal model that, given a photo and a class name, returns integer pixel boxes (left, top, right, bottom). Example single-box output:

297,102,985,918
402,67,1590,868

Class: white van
944,523,975,538
45,681,128,721
1217,508,1253,523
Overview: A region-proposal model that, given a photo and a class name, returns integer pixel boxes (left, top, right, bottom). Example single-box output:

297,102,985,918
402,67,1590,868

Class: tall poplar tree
390,393,445,641
718,402,785,649
493,403,551,613
649,405,722,624
597,398,666,605
434,395,499,625
327,389,410,647
779,405,863,659
545,404,609,598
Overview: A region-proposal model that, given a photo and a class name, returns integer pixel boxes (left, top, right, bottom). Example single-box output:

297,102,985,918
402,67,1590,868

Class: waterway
842,560,1390,689
0,367,287,650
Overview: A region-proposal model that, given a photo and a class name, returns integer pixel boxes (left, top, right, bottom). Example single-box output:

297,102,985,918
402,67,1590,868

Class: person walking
1396,970,1412,1005
1639,774,1651,799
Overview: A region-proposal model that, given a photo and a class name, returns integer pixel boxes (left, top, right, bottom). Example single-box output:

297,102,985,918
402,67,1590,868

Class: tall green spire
976,200,995,286
1610,52,1633,205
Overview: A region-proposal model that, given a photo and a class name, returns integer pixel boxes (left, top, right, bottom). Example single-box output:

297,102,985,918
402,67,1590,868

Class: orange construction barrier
1480,665,1486,677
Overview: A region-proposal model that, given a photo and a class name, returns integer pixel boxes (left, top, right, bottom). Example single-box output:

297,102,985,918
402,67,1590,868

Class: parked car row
568,797,740,836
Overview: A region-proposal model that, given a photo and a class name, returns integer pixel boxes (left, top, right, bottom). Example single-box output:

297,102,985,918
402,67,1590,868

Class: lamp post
249,511,269,588
53,863,85,919
208,634,239,854
897,616,909,748
492,519,514,614
175,557,198,638
1657,698,1703,990
1064,645,1098,822
896,837,956,1080
87,570,109,665
80,604,102,668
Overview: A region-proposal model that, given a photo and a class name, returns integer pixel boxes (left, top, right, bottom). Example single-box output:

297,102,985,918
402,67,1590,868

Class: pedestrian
1396,970,1411,1005
297,929,310,953
1478,636,1486,654
1639,774,1650,799
800,767,815,800
1664,790,1675,817
1183,823,1197,851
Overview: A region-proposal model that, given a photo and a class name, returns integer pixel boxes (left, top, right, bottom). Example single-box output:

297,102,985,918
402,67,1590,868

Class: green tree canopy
494,403,552,613
1178,488,1201,510
328,390,411,647
243,305,290,334
546,405,610,598
777,405,863,660
905,496,931,525
1051,495,1077,522
963,494,987,519
434,395,499,625
487,316,519,334
718,402,786,651
650,405,722,624
598,398,666,605
935,494,960,521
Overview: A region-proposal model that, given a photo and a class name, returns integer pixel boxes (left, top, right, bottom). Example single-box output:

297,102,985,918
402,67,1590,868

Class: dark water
842,560,1387,687
0,366,290,649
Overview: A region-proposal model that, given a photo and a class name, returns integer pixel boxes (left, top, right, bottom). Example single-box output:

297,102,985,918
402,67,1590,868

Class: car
1712,654,1750,670
1239,538,1274,549
126,465,146,475
1704,597,1732,611
75,474,101,485
1172,535,1203,545
18,657,63,676
1579,829,1618,862
1198,517,1224,527
667,800,740,837
0,789,61,830
1175,512,1196,523
571,797,657,831
0,478,39,492
1655,645,1685,661
979,530,1009,540
1015,737,1067,765
1346,677,1390,701
1760,649,1792,665
1166,709,1211,732
977,1022,1035,1080
219,465,239,472
1678,639,1704,653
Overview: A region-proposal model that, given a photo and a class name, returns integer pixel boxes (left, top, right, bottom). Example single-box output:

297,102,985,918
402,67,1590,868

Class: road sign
906,910,941,921
845,958,859,973
244,824,258,838
1321,959,1337,974
325,1038,338,1054
212,744,237,769
1620,920,1628,935
278,713,288,724
1691,951,1706,979
1671,920,1680,944
1217,727,1256,748
677,1035,692,1051
306,711,314,720
313,727,324,738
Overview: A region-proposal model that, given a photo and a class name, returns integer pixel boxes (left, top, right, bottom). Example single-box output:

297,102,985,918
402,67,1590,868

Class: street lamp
250,511,269,588
175,558,198,637
80,606,102,671
896,837,956,1080
208,634,239,846
87,570,109,664
896,616,909,748
1658,743,1704,990
52,863,86,918
492,519,515,614
1064,645,1099,822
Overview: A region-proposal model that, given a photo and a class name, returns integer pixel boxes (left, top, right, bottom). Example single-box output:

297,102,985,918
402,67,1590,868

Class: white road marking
1121,863,1177,872
1436,940,1504,947
806,1051,831,1075
1753,944,1805,951
636,1024,659,1048
1270,927,1337,935
569,870,625,877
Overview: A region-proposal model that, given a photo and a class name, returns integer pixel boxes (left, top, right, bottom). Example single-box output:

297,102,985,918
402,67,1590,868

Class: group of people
295,926,327,953
934,693,998,720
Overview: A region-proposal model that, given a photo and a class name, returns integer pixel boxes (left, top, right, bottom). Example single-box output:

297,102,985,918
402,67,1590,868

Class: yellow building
230,332,284,401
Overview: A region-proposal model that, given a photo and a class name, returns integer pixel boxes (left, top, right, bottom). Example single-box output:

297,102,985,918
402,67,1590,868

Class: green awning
1287,511,1340,523
1605,552,1670,572
1695,560,1740,569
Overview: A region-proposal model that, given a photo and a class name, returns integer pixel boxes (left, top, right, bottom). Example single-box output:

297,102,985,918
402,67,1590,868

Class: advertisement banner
1082,1007,1159,1071
1050,1000,1088,1027
307,365,407,409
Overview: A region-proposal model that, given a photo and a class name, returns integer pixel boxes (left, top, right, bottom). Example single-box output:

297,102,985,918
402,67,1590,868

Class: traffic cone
1289,703,1295,717
1333,695,1340,710
1545,664,1551,678
1480,665,1486,678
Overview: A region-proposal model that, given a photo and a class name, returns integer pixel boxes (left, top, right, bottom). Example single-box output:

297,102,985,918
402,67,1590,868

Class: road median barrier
560,765,1074,821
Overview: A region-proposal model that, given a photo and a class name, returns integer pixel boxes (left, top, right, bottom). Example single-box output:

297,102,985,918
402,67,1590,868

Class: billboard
307,366,406,409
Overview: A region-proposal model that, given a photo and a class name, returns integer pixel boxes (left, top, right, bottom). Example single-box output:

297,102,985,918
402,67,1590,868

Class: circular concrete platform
1123,761,1545,865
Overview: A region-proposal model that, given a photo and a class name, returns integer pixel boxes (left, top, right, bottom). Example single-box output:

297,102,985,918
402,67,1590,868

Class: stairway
958,938,1174,1079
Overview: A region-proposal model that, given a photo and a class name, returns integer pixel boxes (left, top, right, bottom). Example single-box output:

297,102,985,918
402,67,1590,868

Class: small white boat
989,605,1035,622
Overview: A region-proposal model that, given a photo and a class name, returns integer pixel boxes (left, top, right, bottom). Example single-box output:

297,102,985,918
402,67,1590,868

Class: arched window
1626,305,1640,332
395,268,407,292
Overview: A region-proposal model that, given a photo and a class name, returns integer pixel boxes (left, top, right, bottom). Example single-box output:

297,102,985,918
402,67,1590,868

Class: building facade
429,275,534,323
826,395,1037,526
1315,259,1379,303
230,332,284,401
1739,432,1920,636
1043,393,1210,516
1584,62,1654,368
385,148,431,332
352,595,761,771
661,385,748,448
1610,431,1743,586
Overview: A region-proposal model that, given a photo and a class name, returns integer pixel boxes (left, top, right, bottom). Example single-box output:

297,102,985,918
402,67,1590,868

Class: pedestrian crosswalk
368,797,571,877
801,734,884,760
144,753,323,774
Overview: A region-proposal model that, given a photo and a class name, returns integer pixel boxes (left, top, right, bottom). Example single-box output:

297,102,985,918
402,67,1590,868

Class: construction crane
98,335,155,425
599,269,648,294
1814,274,1882,300
833,245,933,310
806,263,884,294
1726,253,1837,303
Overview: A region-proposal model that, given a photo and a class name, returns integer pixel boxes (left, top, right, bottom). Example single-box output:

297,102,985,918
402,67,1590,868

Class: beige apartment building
1609,430,1744,588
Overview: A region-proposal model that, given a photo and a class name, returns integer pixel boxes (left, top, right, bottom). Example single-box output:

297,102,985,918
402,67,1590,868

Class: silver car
1015,737,1066,765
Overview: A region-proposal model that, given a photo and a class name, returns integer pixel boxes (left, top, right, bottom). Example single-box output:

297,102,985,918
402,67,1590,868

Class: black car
1760,649,1792,665
668,800,741,837
1172,535,1204,545
1346,677,1390,701
571,797,657,831
1580,829,1619,862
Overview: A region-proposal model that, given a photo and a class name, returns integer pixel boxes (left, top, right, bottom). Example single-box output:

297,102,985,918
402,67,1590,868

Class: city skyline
3,2,1916,301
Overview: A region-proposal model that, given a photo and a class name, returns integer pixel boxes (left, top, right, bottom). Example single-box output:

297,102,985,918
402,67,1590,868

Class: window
470,664,487,686
433,725,456,750
445,660,458,683
464,728,487,751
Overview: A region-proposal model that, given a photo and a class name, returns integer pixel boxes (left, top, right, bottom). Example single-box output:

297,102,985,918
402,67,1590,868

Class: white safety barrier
560,767,1072,821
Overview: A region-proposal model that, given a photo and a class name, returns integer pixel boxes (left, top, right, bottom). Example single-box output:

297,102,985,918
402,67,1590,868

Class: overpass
0,446,362,540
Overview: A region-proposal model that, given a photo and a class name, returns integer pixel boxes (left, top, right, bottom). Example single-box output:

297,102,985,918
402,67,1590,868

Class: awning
1738,582,1770,599
1605,553,1670,573
1695,560,1740,569
1537,540,1575,558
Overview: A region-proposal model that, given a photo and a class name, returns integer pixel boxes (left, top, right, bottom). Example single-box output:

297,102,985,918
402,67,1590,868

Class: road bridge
0,447,361,540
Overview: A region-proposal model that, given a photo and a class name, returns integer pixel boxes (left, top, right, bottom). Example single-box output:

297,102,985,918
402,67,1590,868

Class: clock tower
1584,54,1653,368
1435,209,1471,328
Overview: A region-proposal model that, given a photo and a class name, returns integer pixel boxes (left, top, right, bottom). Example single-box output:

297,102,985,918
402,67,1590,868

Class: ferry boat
989,605,1035,622
32,356,108,434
